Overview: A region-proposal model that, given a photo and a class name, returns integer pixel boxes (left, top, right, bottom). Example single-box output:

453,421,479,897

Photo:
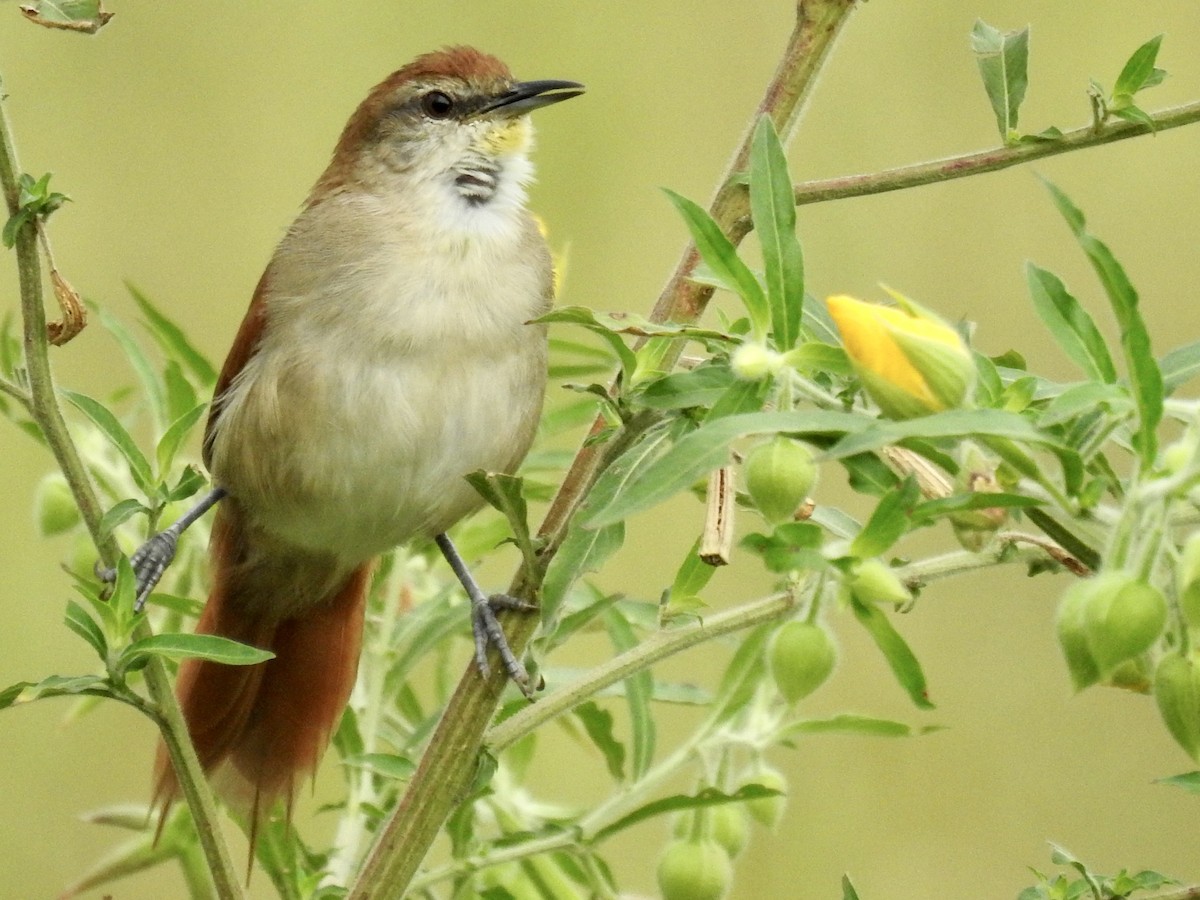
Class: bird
137,46,582,827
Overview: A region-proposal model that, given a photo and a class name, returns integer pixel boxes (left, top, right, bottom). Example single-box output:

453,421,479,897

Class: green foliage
6,14,1200,900
2,172,69,247
972,20,1031,143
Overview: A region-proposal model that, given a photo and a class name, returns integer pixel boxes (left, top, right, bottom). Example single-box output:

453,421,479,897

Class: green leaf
577,419,682,524
710,625,771,723
127,284,217,387
122,633,274,667
0,674,113,711
741,522,825,574
62,390,154,493
1036,382,1131,429
98,498,150,540
64,599,108,661
96,304,168,432
463,472,536,577
572,701,626,781
541,521,624,631
1155,771,1200,794
638,364,737,410
1111,104,1157,131
910,491,1042,527
156,402,207,477
825,409,1061,461
669,537,718,601
782,341,852,377
1113,34,1165,99
1162,341,1200,393
781,714,938,740
536,306,733,343
971,20,1030,141
749,116,804,350
1024,264,1117,383
605,607,654,779
342,752,416,781
663,188,769,339
850,597,934,709
850,478,920,559
584,410,871,528
1042,179,1163,466
19,0,113,33
704,376,768,421
591,784,779,844
842,875,862,900
1047,843,1103,897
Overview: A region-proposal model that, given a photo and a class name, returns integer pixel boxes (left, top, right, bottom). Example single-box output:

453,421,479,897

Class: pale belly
210,336,545,560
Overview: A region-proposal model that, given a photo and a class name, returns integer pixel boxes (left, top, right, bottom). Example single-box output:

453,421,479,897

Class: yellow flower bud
826,293,974,419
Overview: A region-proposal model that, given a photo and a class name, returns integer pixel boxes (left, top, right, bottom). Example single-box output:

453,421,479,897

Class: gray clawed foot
470,592,539,694
95,527,180,612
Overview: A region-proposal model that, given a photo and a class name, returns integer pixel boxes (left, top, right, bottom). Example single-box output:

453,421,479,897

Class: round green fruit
1080,572,1167,675
768,621,837,703
657,838,733,900
744,436,817,525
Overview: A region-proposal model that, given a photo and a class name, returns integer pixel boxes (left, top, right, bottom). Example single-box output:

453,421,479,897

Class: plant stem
775,99,1200,211
487,592,796,753
0,77,244,898
346,4,859,896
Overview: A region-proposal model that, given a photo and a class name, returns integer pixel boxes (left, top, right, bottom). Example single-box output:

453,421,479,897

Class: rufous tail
153,504,370,826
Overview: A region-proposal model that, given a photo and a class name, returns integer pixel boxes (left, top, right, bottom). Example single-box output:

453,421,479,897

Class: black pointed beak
478,79,585,117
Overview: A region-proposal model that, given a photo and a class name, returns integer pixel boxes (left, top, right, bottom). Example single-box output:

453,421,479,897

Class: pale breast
208,191,552,561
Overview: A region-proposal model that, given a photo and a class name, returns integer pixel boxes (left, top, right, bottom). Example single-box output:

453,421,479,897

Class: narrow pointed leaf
64,600,108,660
1113,34,1165,98
850,478,921,558
605,608,654,779
127,284,217,387
749,116,804,350
850,597,934,709
1043,180,1163,465
591,784,780,844
971,20,1030,141
156,402,207,477
572,700,626,781
62,390,153,492
1025,263,1117,383
663,188,769,338
1162,341,1200,393
122,633,274,666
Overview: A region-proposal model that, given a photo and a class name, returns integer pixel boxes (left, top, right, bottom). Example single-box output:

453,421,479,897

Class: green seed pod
768,621,837,703
743,436,817,525
1177,532,1200,627
1055,580,1101,692
657,838,733,900
1154,653,1200,761
1081,572,1167,675
33,472,81,537
844,558,912,606
740,765,788,828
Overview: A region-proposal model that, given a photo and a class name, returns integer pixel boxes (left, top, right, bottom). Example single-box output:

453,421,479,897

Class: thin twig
778,99,1200,211
0,77,243,898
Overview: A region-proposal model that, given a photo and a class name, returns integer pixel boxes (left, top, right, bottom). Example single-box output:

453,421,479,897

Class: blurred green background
3,2,1199,897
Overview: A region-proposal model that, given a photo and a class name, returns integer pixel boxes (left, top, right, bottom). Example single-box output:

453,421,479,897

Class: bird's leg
98,487,227,611
434,532,538,694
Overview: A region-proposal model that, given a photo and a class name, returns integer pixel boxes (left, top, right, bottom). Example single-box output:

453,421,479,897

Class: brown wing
203,268,272,470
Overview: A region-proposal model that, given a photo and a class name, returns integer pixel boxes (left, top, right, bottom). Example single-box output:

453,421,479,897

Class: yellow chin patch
482,118,532,155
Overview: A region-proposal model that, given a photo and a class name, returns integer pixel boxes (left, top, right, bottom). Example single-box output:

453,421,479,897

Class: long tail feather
153,504,370,829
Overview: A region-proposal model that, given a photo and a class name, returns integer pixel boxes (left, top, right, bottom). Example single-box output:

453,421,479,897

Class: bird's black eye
420,91,454,119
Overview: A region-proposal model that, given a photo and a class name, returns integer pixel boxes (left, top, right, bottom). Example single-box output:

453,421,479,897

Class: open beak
478,79,585,117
